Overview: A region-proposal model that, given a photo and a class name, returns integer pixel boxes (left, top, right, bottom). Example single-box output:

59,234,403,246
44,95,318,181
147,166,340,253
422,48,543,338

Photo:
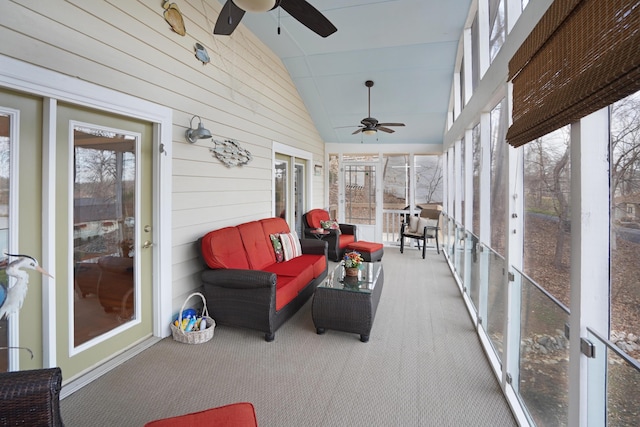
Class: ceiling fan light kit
233,0,276,13
214,0,337,38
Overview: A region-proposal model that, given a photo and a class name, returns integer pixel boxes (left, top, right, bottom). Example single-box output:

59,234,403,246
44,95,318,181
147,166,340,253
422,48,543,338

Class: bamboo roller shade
506,0,640,147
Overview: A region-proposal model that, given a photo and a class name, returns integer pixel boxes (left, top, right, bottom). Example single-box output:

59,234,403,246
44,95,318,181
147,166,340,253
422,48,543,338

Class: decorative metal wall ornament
163,1,186,36
210,139,253,167
194,43,210,64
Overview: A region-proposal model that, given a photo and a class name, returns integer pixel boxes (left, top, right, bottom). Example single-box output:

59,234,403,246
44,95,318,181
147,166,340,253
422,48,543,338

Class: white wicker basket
170,292,215,344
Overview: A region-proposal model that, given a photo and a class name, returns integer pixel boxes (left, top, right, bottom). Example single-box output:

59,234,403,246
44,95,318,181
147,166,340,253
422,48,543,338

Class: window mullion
568,107,610,426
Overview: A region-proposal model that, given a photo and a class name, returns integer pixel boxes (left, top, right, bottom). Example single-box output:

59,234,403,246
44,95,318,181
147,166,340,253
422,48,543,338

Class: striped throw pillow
279,231,302,261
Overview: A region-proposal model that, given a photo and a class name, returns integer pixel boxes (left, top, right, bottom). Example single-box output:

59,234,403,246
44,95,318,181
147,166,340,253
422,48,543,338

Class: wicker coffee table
311,262,384,342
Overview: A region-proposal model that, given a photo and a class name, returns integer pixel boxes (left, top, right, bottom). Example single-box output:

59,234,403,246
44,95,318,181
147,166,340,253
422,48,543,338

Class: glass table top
318,262,382,293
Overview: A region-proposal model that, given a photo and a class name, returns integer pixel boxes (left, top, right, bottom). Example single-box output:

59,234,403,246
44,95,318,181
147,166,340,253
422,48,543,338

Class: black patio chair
400,208,440,258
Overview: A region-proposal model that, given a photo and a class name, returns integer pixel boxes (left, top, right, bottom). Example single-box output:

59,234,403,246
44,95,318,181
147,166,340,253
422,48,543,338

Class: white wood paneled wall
0,0,326,310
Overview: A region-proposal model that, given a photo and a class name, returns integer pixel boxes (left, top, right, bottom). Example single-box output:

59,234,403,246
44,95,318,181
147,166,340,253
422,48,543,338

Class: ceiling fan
214,0,337,38
351,80,405,136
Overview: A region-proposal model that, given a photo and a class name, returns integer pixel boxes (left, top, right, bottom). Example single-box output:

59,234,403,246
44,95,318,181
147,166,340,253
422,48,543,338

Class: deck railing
382,208,420,247
441,213,640,426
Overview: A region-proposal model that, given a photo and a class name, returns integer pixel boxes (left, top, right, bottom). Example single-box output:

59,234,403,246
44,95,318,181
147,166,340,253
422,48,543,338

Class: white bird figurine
0,253,53,320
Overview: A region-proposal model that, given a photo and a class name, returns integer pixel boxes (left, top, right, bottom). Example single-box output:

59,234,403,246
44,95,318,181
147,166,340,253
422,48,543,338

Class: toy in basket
170,292,215,344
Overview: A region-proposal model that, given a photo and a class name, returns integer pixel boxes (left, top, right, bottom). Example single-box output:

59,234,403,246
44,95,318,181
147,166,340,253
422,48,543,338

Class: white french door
342,162,382,242
0,88,159,377
55,103,154,379
0,89,43,371
273,143,312,235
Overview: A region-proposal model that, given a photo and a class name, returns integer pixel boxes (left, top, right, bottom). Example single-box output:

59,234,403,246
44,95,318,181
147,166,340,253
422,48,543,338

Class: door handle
142,240,153,249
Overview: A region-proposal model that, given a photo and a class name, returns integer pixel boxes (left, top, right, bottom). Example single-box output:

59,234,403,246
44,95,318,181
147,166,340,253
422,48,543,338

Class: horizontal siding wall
0,0,326,310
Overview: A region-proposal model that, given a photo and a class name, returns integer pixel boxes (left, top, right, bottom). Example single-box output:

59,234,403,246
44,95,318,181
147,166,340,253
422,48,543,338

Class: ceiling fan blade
279,0,337,38
377,122,405,127
214,1,246,35
377,126,395,134
352,128,364,135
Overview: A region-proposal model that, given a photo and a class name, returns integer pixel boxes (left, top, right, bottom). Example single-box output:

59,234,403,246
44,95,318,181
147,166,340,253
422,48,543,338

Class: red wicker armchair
302,209,357,261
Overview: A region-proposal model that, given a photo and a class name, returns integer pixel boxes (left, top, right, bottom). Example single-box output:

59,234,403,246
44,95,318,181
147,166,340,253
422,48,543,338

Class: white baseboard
60,336,161,399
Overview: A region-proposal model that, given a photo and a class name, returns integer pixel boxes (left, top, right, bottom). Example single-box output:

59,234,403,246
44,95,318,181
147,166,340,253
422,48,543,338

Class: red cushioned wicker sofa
198,217,328,341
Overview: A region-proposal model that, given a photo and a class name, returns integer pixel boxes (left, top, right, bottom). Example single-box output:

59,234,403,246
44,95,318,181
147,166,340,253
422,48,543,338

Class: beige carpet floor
61,249,517,426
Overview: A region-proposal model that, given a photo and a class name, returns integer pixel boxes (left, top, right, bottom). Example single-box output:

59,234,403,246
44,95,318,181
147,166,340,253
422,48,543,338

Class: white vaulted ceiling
225,0,471,145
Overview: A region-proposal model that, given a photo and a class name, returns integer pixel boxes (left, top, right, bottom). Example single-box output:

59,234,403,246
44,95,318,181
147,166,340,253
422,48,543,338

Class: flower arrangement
343,251,364,268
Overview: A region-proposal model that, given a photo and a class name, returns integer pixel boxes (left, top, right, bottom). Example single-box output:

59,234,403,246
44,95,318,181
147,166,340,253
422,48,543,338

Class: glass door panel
382,155,409,246
56,103,153,379
344,163,378,241
274,153,307,235
274,159,287,220
0,89,44,371
73,126,137,345
294,162,304,236
0,113,9,371
328,155,339,220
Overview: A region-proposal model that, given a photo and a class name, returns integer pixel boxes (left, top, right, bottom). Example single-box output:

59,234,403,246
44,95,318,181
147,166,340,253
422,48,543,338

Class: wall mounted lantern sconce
185,115,212,143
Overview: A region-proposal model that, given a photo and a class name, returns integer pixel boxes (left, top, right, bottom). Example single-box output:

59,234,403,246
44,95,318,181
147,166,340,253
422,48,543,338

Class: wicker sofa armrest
0,367,64,427
339,223,357,237
200,269,276,289
299,238,328,256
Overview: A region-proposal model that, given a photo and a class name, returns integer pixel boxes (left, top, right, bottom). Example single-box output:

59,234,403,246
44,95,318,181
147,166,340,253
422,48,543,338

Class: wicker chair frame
0,367,64,426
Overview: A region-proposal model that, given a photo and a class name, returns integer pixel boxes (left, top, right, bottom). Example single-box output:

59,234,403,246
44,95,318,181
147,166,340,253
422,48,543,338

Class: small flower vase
345,266,359,277
343,274,359,288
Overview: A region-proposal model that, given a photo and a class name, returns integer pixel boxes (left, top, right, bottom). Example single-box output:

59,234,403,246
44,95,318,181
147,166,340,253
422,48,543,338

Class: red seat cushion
275,276,303,311
264,260,314,284
338,234,356,249
306,209,330,229
143,402,258,427
263,255,325,280
299,254,327,278
346,241,383,253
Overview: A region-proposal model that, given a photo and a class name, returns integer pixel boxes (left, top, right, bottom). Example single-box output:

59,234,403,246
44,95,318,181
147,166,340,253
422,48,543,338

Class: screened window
523,126,571,305
609,91,640,363
489,0,506,62
472,125,481,235
415,155,443,204
471,13,480,92
490,99,508,255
